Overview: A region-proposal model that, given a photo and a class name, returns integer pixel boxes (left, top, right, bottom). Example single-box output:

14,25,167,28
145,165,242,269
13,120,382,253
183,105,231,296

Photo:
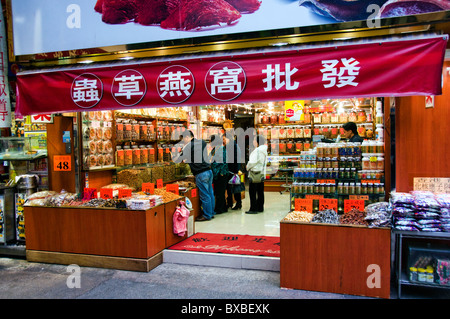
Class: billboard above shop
10,0,450,57
15,35,447,116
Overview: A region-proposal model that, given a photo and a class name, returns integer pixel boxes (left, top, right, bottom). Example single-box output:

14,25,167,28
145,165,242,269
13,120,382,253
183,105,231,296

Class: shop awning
15,33,448,116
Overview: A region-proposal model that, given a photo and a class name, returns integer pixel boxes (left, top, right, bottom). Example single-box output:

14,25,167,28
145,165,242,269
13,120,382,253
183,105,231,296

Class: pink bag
173,201,190,237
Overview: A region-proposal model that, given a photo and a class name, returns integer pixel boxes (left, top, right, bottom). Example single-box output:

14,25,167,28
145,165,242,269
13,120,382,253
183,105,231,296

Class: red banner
16,36,447,116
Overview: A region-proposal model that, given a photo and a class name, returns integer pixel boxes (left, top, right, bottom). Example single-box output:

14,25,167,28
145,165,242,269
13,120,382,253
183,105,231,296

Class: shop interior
0,96,386,240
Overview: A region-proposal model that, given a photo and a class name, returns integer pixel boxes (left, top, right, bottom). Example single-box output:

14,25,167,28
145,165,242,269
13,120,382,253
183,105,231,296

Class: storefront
2,0,450,298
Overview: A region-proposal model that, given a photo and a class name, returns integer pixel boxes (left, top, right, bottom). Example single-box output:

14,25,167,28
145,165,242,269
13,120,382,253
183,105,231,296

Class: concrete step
162,249,280,272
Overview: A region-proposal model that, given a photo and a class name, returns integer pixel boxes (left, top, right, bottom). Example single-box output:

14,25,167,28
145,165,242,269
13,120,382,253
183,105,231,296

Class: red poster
294,198,313,213
319,198,338,212
344,199,365,213
15,37,447,116
83,188,97,200
100,188,113,199
156,179,163,189
142,182,154,194
166,183,179,195
118,188,132,198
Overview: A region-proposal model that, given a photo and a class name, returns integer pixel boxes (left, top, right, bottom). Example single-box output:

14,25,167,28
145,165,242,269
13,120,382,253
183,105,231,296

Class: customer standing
246,135,268,214
173,130,215,221
224,132,243,210
210,134,229,214
342,122,364,143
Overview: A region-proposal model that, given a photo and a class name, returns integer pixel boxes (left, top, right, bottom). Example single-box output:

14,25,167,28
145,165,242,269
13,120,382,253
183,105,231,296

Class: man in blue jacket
173,130,215,221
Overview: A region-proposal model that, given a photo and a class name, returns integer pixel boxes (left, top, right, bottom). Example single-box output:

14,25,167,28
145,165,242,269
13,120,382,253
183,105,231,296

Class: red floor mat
168,233,280,257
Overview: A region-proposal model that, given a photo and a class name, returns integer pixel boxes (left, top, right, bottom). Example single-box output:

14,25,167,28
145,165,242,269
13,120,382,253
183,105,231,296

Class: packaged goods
365,202,391,228
311,209,339,224
339,208,368,226
283,211,314,222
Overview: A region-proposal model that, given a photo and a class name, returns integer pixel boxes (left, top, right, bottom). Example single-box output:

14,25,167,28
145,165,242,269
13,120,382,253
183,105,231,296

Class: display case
393,230,450,298
0,136,47,161
81,111,115,170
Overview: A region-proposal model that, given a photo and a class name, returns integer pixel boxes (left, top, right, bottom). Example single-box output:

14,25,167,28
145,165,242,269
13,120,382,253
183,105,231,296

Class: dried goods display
283,211,314,222
391,191,450,232
82,111,115,170
311,209,339,224
339,208,368,226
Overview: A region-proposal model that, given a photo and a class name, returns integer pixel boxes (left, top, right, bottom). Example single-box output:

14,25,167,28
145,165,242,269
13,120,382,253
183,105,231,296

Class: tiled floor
195,189,290,237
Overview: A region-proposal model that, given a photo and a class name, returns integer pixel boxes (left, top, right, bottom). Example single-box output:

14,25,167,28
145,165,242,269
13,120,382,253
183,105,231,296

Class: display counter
24,196,196,272
280,220,391,298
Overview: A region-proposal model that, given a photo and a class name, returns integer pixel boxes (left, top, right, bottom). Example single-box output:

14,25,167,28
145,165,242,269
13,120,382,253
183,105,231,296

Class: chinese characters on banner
15,36,447,116
0,2,12,127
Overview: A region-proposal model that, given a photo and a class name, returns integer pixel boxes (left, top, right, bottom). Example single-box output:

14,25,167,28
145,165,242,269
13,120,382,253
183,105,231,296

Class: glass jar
116,146,124,167
148,146,155,163
147,122,155,140
139,121,147,140
131,120,140,141
116,120,124,140
124,121,132,140
124,146,132,166
139,145,148,164
132,145,140,165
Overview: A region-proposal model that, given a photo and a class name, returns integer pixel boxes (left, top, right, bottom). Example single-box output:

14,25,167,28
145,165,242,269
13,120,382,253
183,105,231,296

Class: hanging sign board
15,36,448,116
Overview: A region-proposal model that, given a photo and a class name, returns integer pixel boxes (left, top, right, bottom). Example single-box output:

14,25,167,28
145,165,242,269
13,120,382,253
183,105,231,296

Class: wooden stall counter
280,220,391,299
25,204,167,272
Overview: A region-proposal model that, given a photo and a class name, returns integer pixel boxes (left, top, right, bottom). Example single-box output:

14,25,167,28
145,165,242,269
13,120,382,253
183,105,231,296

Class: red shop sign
15,36,447,116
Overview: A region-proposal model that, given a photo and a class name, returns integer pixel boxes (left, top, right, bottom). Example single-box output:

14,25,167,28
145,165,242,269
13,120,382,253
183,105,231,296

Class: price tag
344,199,365,213
361,179,381,184
142,183,155,194
305,194,324,199
319,198,338,212
294,198,313,213
317,179,335,184
191,188,197,198
118,188,132,198
156,179,163,189
53,155,72,171
349,195,369,200
100,188,113,199
166,183,179,195
83,188,97,200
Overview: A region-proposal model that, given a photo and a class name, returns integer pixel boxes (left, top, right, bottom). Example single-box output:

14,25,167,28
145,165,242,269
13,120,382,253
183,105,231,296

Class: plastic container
377,156,384,170
362,156,370,170
376,124,384,141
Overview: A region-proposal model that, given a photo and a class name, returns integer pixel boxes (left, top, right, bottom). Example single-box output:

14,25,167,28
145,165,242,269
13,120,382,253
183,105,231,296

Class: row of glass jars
294,168,385,180
116,119,156,141
291,181,384,195
270,141,312,153
116,145,156,166
157,122,186,141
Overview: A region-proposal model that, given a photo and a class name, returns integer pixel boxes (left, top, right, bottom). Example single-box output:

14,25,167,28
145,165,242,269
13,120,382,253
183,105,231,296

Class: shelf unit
392,230,450,298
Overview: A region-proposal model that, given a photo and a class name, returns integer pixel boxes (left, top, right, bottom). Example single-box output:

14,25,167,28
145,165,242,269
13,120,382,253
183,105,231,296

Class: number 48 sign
54,155,72,171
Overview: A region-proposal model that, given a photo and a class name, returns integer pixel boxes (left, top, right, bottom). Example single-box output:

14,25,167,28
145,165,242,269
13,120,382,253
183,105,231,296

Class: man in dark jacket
173,130,215,221
224,132,242,210
342,122,364,143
